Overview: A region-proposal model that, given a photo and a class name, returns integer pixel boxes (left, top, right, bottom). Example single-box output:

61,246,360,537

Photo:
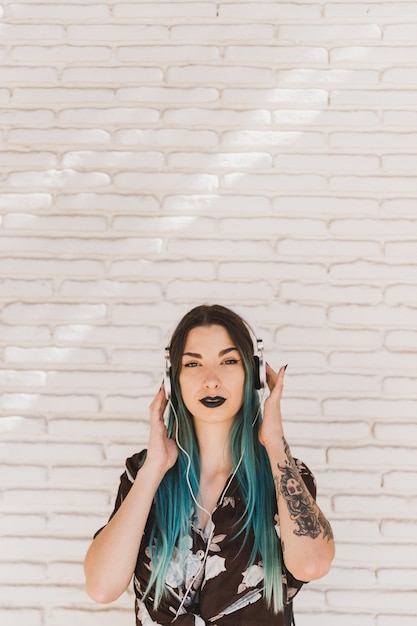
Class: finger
266,363,287,395
266,362,278,391
150,385,168,422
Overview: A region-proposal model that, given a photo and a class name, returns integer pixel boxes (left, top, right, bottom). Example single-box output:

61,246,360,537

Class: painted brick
0,279,54,298
3,488,109,507
167,65,273,84
54,325,161,346
114,172,219,191
0,442,103,464
61,151,164,170
222,173,326,190
279,24,382,41
163,194,270,213
330,260,417,281
48,418,149,439
61,66,163,84
385,330,417,350
381,519,417,539
117,45,220,62
3,303,107,323
55,193,159,212
113,3,216,18
111,216,216,234
7,4,109,20
8,169,110,188
168,152,272,171
329,350,416,371
13,88,115,103
225,45,328,63
331,45,417,64
0,415,45,435
323,398,416,420
0,193,52,210
332,89,417,106
3,213,107,231
48,609,132,626
117,86,219,103
0,561,46,582
0,236,161,257
280,282,381,305
219,3,321,19
0,393,99,413
0,151,57,167
329,304,417,327
59,107,159,124
167,238,273,259
10,45,111,63
273,153,379,171
277,68,379,86
0,66,57,82
4,346,106,365
8,128,110,145
328,446,417,467
378,618,417,626
0,611,42,626
60,280,162,299
222,88,328,105
170,24,275,40
273,196,379,215
384,23,417,40
0,258,104,276
115,128,218,148
0,464,47,483
0,24,64,40
0,109,55,125
0,325,50,342
328,590,417,612
166,279,275,303
163,108,270,126
67,25,168,41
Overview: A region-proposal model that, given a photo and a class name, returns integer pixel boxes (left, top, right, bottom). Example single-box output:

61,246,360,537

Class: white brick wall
1,1,416,624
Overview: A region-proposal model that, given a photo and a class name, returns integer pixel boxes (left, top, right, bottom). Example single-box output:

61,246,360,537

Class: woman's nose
203,367,220,389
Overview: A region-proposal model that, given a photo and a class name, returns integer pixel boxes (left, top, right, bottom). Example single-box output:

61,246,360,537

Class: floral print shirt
98,450,317,626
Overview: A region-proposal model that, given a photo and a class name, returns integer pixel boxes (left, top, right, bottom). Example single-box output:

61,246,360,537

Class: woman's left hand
258,363,287,451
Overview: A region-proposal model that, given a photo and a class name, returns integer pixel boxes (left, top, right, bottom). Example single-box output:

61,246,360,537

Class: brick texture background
1,1,417,625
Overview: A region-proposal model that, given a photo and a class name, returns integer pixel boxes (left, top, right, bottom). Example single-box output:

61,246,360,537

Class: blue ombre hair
144,305,283,613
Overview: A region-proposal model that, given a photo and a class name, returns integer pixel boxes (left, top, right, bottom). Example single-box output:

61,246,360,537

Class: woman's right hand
145,384,178,476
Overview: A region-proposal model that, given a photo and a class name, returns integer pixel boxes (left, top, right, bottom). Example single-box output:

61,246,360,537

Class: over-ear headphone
163,319,265,401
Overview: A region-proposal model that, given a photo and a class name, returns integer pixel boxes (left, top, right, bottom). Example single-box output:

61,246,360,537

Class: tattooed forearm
318,509,334,541
274,438,333,542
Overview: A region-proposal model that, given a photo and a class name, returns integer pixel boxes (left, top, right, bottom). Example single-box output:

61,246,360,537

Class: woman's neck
195,423,233,478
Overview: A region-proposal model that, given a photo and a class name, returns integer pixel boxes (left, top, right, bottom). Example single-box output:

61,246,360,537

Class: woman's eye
223,359,240,365
183,362,199,368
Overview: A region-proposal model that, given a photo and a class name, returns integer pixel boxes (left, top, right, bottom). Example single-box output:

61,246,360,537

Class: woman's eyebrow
219,347,238,357
182,347,238,359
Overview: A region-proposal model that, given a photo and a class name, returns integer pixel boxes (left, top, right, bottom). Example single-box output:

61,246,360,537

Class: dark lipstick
199,396,226,408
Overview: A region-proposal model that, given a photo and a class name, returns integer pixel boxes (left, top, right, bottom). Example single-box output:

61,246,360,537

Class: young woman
84,304,335,626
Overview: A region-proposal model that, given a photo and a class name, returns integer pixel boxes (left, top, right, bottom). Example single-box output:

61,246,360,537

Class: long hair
144,305,283,613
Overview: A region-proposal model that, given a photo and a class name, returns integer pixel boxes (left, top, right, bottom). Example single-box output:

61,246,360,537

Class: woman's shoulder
125,449,148,483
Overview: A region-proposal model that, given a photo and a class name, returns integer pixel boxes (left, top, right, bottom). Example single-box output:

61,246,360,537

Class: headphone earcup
164,367,171,400
164,347,172,400
253,355,261,389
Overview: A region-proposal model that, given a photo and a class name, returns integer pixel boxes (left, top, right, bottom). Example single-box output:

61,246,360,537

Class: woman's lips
199,396,226,408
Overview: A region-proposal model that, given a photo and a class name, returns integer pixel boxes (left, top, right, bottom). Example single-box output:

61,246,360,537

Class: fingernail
284,364,288,371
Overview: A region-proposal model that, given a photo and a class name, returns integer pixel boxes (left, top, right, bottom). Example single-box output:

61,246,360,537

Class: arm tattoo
274,438,333,541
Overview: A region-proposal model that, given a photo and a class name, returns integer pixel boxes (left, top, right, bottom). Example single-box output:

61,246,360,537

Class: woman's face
178,324,245,426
